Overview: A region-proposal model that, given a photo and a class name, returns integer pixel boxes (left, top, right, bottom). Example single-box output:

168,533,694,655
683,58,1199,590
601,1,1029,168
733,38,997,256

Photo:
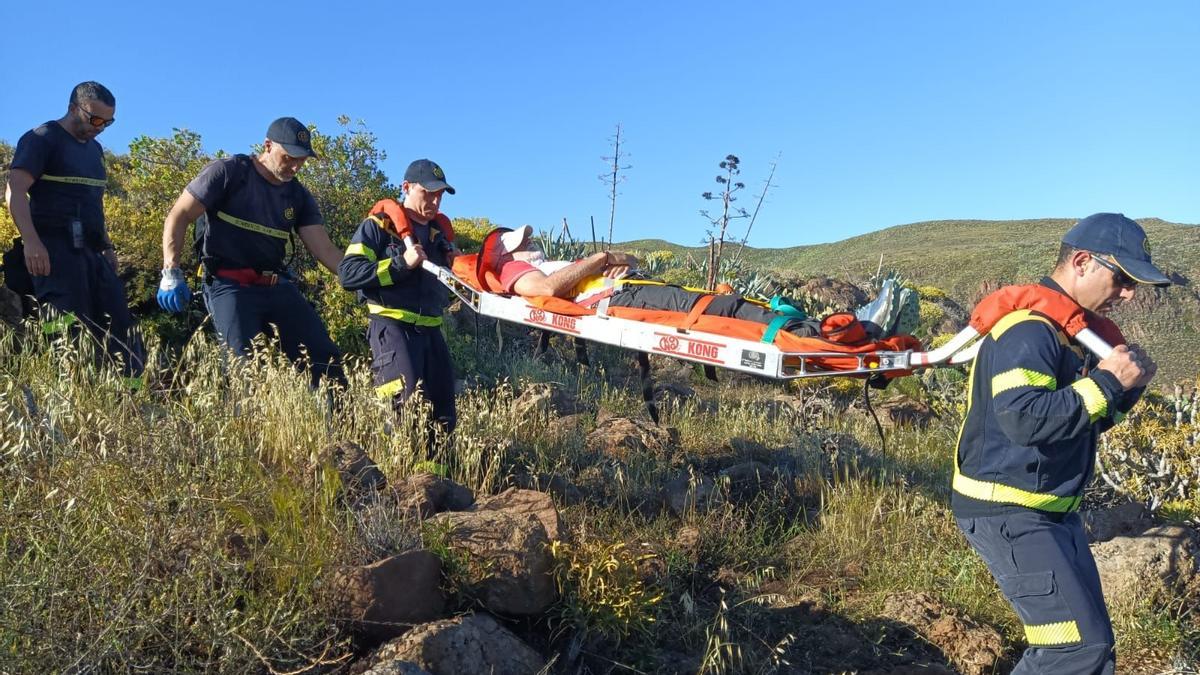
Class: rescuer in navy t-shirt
5,81,145,385
157,117,346,389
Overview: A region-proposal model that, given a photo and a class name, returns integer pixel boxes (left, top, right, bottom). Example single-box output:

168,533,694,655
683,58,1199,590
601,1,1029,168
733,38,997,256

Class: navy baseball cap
266,117,317,158
1062,213,1171,287
404,159,455,194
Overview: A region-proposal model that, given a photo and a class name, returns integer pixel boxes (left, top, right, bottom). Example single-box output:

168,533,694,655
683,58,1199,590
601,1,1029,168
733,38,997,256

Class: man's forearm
544,252,609,297
162,212,190,268
5,186,39,242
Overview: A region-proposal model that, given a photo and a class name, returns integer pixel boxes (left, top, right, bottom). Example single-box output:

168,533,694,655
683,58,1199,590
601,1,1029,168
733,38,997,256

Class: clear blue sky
2,1,1197,247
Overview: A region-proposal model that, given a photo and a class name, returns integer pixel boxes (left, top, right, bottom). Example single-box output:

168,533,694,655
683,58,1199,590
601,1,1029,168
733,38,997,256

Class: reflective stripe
42,312,78,335
41,174,106,187
376,260,393,286
989,309,1054,340
367,215,390,230
367,304,443,327
1070,378,1108,422
992,368,1056,396
376,377,407,398
123,376,144,391
217,211,290,240
952,470,1082,512
345,242,377,262
1025,620,1082,646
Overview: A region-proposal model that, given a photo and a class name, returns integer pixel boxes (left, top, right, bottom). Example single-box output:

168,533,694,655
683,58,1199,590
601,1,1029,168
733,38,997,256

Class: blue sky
2,1,1197,247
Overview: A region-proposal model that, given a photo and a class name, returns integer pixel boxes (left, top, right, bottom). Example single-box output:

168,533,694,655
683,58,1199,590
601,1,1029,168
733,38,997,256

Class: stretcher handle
911,325,1115,367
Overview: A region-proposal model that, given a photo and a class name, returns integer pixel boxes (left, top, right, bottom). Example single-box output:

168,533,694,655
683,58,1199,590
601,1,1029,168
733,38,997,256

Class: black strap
573,337,590,367
534,330,552,358
636,352,659,425
703,365,718,382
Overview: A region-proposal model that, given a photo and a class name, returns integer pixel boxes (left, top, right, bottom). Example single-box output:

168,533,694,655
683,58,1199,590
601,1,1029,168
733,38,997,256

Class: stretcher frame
422,261,1116,378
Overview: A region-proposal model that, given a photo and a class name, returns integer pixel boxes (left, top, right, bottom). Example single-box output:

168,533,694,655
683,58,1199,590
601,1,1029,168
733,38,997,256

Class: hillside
624,218,1200,384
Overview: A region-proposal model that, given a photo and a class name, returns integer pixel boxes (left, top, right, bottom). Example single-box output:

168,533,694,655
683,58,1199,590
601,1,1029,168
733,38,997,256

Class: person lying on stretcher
493,225,917,339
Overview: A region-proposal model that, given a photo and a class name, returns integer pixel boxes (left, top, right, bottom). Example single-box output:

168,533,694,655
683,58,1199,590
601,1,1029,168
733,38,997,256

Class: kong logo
529,309,546,323
527,308,579,333
659,335,680,352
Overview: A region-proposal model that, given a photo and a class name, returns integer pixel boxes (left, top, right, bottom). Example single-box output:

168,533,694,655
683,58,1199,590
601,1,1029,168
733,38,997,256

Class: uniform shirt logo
284,207,295,221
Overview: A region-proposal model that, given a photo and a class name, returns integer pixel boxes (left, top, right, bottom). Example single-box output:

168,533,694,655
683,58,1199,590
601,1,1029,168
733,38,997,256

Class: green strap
41,174,106,187
761,315,793,344
769,294,807,318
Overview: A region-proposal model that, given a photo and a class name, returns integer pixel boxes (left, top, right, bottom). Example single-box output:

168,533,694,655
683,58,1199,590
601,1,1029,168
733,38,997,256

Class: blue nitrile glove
157,267,192,313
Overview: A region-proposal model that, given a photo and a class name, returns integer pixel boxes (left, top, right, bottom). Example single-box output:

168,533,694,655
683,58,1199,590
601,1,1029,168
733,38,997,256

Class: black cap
266,117,317,158
404,159,455,194
1062,213,1171,287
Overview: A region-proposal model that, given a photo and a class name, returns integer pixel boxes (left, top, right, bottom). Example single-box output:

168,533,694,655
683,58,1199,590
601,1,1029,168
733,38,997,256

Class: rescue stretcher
364,199,1117,380
418,259,1118,379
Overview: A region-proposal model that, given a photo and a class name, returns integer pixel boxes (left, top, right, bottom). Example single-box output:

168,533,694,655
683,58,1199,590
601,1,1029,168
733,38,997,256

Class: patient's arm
513,251,639,297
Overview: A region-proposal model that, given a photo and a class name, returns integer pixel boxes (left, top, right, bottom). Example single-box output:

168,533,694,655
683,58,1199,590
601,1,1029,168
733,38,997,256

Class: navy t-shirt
187,154,322,271
10,121,107,243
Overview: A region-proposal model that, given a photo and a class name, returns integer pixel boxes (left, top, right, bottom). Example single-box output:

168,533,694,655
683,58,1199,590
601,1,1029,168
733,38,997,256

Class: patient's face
511,243,546,265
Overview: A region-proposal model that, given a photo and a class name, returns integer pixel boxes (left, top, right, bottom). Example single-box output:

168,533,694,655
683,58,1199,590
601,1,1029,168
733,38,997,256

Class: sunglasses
78,105,115,129
1090,254,1137,290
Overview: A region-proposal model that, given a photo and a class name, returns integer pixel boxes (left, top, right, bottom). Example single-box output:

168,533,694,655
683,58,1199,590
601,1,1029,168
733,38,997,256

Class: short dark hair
1057,243,1085,268
69,81,115,108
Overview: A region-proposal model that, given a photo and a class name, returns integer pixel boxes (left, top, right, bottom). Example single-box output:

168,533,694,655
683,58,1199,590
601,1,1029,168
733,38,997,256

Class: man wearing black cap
158,117,346,389
5,81,145,386
952,213,1170,673
339,159,458,471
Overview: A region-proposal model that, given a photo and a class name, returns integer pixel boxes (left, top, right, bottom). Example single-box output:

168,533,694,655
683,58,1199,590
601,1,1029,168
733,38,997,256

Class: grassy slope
624,218,1200,384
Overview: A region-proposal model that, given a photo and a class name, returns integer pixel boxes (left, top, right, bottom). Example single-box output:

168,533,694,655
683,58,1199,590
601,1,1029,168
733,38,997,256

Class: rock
431,510,556,615
1092,525,1200,604
505,471,583,506
333,550,446,641
587,415,680,459
547,412,587,437
663,470,720,517
474,488,564,541
319,441,387,507
0,286,24,328
796,276,868,310
360,614,544,675
719,461,786,504
881,592,1006,675
358,661,431,675
877,396,937,429
513,381,586,417
392,473,475,519
1082,502,1154,543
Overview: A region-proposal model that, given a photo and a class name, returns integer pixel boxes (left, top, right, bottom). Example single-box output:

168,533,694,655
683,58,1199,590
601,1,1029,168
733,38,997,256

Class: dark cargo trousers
367,317,457,457
202,275,345,389
957,511,1115,674
32,234,145,380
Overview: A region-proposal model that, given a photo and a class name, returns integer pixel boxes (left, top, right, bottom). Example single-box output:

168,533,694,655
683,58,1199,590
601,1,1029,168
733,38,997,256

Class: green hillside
624,218,1200,385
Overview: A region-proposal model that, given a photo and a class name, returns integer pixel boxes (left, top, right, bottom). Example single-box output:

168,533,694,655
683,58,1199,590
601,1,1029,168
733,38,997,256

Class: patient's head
499,225,544,264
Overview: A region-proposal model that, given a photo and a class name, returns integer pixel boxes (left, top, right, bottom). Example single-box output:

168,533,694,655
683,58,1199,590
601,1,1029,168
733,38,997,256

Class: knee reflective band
1069,378,1108,422
1025,619,1082,646
40,174,107,187
42,312,78,335
376,377,406,398
367,304,443,327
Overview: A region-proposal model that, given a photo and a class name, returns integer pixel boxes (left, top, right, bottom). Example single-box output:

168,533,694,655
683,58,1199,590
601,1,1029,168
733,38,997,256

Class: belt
367,303,443,327
214,268,280,286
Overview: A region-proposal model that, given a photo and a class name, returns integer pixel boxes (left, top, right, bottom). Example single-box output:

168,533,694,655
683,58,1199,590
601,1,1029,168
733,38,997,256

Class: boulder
431,510,556,615
474,488,563,541
0,286,23,328
880,592,1006,675
1082,502,1154,543
505,471,583,506
513,381,587,417
392,473,475,519
663,470,720,517
360,614,544,675
319,441,387,507
358,661,431,675
333,550,446,641
877,396,937,429
1092,525,1200,604
587,415,680,459
718,461,786,504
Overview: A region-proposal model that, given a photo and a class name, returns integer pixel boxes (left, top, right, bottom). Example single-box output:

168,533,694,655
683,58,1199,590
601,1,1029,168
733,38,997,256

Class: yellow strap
992,368,1057,396
1024,620,1082,646
217,211,290,240
1070,378,1108,421
376,259,393,286
345,242,377,262
367,304,443,327
952,470,1082,512
41,174,106,187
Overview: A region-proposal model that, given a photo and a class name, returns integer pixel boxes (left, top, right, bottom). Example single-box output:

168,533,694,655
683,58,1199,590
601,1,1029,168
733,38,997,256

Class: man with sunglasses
157,117,346,390
4,81,145,385
952,213,1171,674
